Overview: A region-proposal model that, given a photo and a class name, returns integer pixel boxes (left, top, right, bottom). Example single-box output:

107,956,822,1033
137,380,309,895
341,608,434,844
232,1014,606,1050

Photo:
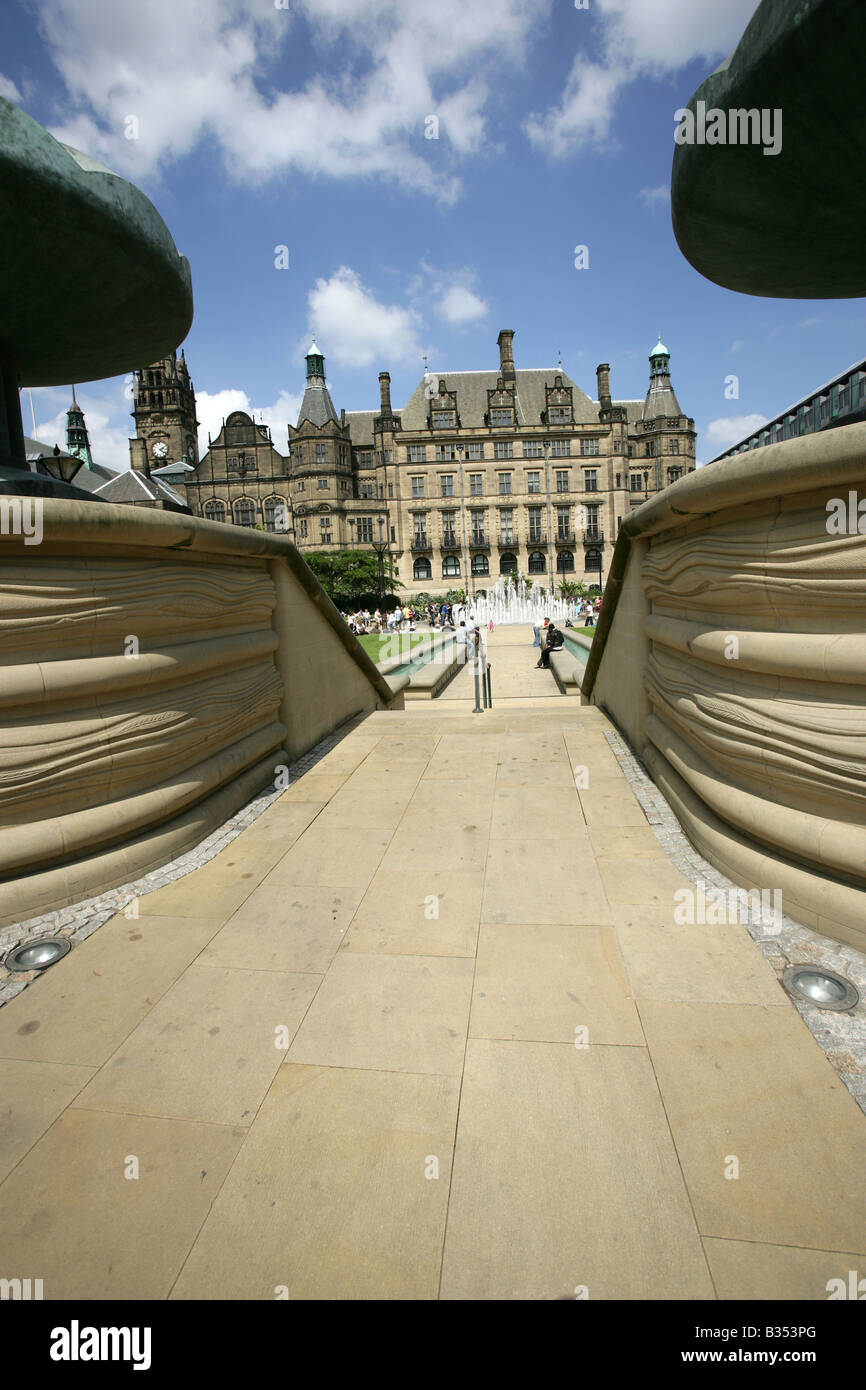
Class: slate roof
398,368,600,430
296,380,340,428
23,436,118,492
343,411,376,447
94,468,188,508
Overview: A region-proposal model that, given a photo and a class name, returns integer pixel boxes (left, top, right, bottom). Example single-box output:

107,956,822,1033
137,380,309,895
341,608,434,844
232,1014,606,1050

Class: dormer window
432,410,455,428
490,407,513,426
549,406,572,424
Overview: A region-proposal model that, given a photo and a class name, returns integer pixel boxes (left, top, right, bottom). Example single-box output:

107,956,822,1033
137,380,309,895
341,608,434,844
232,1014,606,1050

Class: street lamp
371,513,390,608
543,436,555,596
456,442,471,601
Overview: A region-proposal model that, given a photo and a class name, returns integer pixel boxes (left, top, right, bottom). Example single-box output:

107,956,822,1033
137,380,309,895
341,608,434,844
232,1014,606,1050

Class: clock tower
128,349,199,475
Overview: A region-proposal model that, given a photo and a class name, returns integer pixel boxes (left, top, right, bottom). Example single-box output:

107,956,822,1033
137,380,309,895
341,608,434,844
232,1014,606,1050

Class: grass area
357,632,432,662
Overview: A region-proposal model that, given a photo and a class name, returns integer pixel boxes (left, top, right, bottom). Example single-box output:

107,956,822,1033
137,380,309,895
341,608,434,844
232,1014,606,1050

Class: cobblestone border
603,728,866,1116
0,717,365,1009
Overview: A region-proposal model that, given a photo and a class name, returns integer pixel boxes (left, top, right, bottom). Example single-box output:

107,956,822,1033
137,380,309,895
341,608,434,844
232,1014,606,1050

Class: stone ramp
0,690,863,1299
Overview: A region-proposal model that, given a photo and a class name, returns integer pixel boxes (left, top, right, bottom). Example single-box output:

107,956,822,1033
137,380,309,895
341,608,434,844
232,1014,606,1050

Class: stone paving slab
702,1236,866,1301
170,1065,459,1301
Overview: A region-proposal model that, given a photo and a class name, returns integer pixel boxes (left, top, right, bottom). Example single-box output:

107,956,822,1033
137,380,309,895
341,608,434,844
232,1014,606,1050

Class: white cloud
526,0,761,158
307,266,424,370
797,316,822,330
704,412,768,449
437,285,488,327
31,0,547,202
0,73,22,102
197,388,302,456
638,184,670,208
727,339,745,353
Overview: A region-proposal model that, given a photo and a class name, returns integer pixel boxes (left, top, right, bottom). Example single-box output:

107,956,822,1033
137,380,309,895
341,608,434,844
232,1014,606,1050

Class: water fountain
466,575,580,627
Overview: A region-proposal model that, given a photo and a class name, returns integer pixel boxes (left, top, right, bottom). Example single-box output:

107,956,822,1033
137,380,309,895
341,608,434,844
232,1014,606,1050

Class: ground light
3,936,71,972
782,964,859,1012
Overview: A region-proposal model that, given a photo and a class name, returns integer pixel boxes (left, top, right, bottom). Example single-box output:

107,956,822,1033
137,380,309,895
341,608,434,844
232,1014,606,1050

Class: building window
413,516,429,543
491,408,513,426
357,516,374,542
414,557,432,580
528,506,543,541
612,438,622,454
549,406,571,424
409,445,427,463
615,473,621,488
668,468,683,484
295,479,305,492
498,473,512,494
316,443,327,463
549,439,570,458
584,469,598,492
227,457,239,472
468,442,484,460
435,443,456,461
469,473,483,496
585,549,602,573
234,499,256,527
526,471,541,494
360,481,374,499
556,505,570,538
584,504,599,537
499,552,517,575
498,508,514,543
627,444,634,458
528,551,546,574
297,518,308,538
441,512,458,547
440,474,454,497
264,497,288,532
556,550,575,573
411,476,425,499
204,499,226,523
384,449,393,462
443,555,461,577
523,440,543,458
388,483,393,498
432,410,455,428
469,509,485,542
471,553,489,576
555,469,569,492
669,437,679,454
317,477,328,489
320,518,332,542
494,442,514,460
580,437,600,456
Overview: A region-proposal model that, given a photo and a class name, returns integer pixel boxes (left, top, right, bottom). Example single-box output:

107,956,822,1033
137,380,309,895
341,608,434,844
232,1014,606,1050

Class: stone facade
131,330,696,593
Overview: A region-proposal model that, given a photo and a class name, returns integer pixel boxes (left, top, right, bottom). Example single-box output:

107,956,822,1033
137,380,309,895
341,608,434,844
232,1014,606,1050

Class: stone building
132,330,696,593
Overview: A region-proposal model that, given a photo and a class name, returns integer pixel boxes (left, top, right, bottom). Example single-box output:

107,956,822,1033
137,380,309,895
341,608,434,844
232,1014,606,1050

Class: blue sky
3,0,864,470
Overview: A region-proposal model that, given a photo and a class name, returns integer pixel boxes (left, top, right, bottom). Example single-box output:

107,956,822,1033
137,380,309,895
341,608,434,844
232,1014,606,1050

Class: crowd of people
343,593,602,641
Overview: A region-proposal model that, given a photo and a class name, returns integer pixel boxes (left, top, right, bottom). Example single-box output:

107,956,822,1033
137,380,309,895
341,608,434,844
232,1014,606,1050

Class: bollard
472,652,483,714
486,663,492,708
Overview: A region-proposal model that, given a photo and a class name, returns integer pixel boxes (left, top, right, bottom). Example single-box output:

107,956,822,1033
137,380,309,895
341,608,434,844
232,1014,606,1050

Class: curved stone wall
583,423,866,951
0,501,401,927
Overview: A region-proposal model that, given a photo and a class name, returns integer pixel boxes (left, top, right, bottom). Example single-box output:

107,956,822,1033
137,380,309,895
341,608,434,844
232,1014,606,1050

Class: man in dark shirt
536,624,564,668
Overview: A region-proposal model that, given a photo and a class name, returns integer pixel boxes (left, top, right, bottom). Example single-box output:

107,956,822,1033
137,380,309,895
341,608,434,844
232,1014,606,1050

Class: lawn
357,632,432,663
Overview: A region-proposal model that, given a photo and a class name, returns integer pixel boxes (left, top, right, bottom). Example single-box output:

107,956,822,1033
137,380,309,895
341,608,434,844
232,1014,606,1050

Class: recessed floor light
3,937,71,972
782,964,859,1012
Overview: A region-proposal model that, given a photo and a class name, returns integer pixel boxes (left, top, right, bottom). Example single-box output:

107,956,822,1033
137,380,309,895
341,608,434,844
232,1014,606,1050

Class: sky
3,0,864,471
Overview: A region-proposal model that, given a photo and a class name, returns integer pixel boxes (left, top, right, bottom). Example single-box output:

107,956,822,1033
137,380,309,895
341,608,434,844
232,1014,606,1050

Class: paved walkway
0,627,863,1300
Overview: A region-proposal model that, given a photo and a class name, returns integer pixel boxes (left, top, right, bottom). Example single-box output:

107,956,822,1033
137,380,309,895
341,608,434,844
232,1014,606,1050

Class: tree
304,550,402,609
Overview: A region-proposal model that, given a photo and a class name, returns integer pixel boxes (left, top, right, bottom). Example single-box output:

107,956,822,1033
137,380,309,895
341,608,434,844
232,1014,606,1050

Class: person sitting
536,624,564,668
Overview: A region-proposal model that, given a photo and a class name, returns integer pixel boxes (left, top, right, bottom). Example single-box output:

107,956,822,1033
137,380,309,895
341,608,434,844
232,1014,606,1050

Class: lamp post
371,513,390,608
543,436,555,599
456,442,471,601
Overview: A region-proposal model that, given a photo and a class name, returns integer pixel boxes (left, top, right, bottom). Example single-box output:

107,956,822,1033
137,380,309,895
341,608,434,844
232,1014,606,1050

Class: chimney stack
596,362,612,413
497,329,516,382
378,371,392,415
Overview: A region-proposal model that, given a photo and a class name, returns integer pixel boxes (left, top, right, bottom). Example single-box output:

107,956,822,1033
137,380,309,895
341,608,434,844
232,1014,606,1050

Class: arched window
499,552,517,575
528,551,546,574
556,550,575,572
585,550,602,573
471,553,489,576
203,499,226,523
234,498,256,527
264,496,288,532
414,557,432,580
443,555,461,577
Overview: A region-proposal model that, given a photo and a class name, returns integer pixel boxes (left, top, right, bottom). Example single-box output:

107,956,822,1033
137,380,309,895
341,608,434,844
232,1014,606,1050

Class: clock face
152,441,168,459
